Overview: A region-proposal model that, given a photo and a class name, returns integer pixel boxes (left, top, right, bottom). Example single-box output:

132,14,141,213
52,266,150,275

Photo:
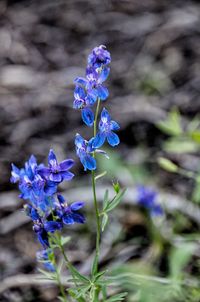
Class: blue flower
137,186,163,216
85,66,109,101
38,149,74,183
75,133,96,171
56,194,85,225
92,108,120,148
36,249,55,272
88,45,111,69
11,155,58,212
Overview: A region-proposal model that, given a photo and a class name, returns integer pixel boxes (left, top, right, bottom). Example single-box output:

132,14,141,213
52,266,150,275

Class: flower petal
49,173,62,183
48,150,57,167
38,167,51,179
101,108,111,122
81,108,94,127
57,194,66,204
82,155,96,171
61,171,74,181
62,214,74,224
71,213,85,224
70,201,85,211
74,77,88,87
107,131,120,147
44,221,63,233
98,67,110,83
92,132,106,148
59,159,74,171
110,120,120,131
96,85,109,100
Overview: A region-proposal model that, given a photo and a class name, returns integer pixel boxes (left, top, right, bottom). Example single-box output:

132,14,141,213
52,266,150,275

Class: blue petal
44,181,57,195
71,213,85,224
101,108,111,122
92,132,106,148
48,150,57,166
59,159,74,171
49,172,62,183
81,155,96,171
44,221,63,233
98,67,110,83
96,86,109,100
107,131,120,147
62,214,75,225
81,108,94,127
38,167,51,179
61,171,74,181
57,194,66,204
74,85,86,99
110,120,120,131
70,201,85,211
74,77,88,87
75,133,85,149
86,93,97,106
10,163,20,183
37,230,49,247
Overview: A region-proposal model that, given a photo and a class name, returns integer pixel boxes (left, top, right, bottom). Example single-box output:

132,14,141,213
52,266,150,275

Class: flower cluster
137,186,163,216
74,45,120,170
11,150,85,269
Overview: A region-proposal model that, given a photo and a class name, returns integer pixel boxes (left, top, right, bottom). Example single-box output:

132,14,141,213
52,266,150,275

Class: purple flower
75,133,96,171
88,45,111,69
92,108,120,148
38,150,74,183
56,194,85,225
137,186,163,216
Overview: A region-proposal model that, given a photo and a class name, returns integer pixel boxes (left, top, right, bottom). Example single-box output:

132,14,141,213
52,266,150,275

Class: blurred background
1,0,200,301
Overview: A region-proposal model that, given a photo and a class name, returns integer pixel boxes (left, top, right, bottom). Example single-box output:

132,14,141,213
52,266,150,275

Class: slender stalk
91,98,101,277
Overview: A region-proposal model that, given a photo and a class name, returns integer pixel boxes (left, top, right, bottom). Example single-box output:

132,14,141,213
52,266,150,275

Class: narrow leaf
106,189,126,213
102,213,108,232
95,171,107,181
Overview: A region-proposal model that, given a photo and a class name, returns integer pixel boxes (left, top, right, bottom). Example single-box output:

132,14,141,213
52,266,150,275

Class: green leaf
69,265,90,283
103,189,109,211
105,189,126,213
190,130,200,143
169,243,196,279
156,109,182,136
112,181,120,194
37,269,56,280
164,138,199,153
58,297,66,302
95,171,107,181
101,213,108,232
192,175,200,203
60,235,71,246
158,157,178,173
91,254,98,277
93,270,107,282
105,292,127,301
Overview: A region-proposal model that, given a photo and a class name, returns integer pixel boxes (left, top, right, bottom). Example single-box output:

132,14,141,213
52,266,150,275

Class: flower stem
91,98,101,277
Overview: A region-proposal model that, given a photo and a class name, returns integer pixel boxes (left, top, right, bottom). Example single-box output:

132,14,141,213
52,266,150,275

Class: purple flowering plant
11,45,128,301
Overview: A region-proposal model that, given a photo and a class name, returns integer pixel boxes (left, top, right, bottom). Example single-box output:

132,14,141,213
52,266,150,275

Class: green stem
91,98,101,277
